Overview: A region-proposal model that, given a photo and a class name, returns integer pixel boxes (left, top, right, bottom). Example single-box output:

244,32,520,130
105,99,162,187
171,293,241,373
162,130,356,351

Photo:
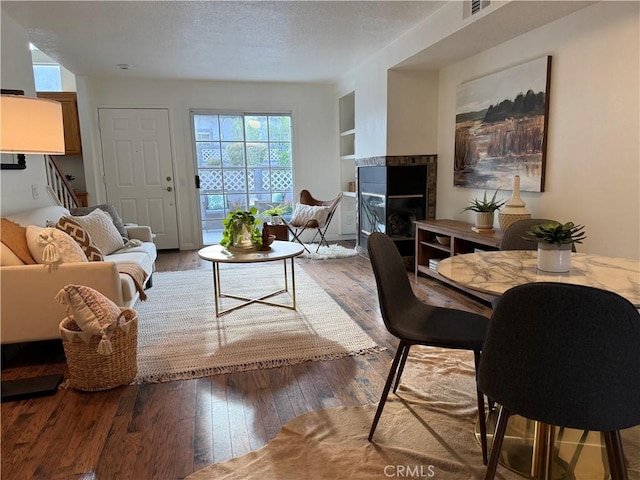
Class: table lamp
1,91,66,401
1,91,66,169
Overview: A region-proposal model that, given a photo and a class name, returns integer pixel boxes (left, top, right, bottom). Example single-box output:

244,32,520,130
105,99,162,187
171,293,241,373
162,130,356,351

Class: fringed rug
187,346,640,479
300,243,359,260
132,264,382,383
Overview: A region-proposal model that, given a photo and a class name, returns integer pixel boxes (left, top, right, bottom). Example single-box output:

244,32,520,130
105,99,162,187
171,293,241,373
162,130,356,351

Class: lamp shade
0,94,65,154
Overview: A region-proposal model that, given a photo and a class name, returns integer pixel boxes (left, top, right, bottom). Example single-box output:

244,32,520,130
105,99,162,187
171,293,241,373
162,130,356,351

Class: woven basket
59,308,138,391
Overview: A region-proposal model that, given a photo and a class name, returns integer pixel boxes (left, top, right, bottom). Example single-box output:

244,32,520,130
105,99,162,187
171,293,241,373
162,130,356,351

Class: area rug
187,346,640,480
132,265,381,383
300,243,358,260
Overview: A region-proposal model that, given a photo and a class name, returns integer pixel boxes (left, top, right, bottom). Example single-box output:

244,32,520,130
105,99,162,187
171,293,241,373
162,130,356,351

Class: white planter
537,243,572,273
475,212,495,230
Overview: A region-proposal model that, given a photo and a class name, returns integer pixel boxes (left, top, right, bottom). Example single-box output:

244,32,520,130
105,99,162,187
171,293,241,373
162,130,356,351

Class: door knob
164,186,173,192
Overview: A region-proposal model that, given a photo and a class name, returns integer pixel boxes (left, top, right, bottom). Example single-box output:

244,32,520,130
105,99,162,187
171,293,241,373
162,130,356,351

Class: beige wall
0,13,52,215
437,2,639,259
78,77,338,249
339,1,639,259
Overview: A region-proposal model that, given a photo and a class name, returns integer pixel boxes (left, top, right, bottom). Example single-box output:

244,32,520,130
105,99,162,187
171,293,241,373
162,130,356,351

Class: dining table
437,250,640,307
436,250,640,480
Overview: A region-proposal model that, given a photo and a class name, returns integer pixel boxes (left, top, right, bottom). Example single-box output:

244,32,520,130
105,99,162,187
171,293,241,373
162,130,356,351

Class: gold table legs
478,409,610,479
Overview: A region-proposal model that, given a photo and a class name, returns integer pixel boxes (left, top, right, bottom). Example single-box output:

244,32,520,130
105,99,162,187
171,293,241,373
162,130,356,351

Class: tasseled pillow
55,285,123,355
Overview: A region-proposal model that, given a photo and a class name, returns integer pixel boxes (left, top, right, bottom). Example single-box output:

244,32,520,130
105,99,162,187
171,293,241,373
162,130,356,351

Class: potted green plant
261,205,285,224
526,221,586,272
461,189,506,230
220,207,263,250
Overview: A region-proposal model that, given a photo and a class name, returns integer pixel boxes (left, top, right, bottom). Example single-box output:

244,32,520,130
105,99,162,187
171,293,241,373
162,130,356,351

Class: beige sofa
1,205,157,344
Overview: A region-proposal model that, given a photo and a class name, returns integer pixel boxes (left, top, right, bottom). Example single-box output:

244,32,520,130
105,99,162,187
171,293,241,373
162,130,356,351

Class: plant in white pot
526,221,586,272
220,207,263,250
461,190,506,231
261,205,285,225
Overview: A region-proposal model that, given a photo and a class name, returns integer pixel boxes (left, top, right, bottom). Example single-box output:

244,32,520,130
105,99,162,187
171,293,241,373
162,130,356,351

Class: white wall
339,1,639,259
0,13,52,215
79,77,338,249
437,2,639,259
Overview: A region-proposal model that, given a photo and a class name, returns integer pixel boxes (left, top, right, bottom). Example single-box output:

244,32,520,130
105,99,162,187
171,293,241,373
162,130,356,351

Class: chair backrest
367,232,425,338
479,282,640,431
299,189,343,227
500,218,577,252
500,218,554,250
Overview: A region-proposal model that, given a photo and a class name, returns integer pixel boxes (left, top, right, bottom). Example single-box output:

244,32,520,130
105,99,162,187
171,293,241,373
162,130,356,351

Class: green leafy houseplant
220,207,263,249
461,189,506,213
261,205,285,217
526,221,587,247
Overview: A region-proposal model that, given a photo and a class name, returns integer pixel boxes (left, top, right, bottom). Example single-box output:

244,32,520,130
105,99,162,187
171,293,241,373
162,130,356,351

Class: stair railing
44,155,78,209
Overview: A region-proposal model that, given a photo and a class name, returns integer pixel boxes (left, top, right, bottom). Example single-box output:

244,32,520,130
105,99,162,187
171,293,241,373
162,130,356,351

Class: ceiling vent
464,0,491,19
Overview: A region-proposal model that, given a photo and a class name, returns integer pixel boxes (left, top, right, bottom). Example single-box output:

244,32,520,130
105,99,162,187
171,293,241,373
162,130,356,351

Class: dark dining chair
479,282,640,480
367,232,490,464
500,218,577,252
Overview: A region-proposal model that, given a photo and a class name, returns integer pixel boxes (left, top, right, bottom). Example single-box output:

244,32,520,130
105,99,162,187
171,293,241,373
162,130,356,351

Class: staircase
44,155,79,209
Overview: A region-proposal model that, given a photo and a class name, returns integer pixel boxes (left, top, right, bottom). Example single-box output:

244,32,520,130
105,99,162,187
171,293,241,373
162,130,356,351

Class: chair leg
474,350,488,465
485,406,511,480
604,430,628,480
392,345,410,393
369,340,408,441
285,225,310,253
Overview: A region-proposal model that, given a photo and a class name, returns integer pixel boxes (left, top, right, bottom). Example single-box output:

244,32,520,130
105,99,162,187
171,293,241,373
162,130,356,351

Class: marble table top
437,251,640,307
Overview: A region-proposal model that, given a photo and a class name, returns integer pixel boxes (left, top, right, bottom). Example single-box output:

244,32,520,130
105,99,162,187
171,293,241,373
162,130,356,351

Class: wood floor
1,243,491,479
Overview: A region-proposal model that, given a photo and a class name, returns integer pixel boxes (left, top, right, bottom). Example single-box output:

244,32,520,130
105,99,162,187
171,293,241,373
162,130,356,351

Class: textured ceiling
2,1,445,83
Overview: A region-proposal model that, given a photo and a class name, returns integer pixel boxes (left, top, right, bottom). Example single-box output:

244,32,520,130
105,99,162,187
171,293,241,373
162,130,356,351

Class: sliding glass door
191,112,294,245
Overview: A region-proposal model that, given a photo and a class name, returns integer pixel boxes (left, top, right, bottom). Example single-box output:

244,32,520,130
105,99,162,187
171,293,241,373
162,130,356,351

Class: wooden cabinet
37,92,82,155
414,219,503,301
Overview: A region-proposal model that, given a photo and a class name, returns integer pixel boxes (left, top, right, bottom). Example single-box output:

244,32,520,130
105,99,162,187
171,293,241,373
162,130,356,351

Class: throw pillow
26,226,88,265
55,284,122,355
56,216,104,261
1,242,24,266
62,209,125,255
0,218,36,264
289,204,330,227
70,204,129,239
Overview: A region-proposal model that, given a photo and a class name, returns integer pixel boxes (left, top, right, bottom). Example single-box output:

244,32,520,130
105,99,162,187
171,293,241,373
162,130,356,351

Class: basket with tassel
59,308,138,391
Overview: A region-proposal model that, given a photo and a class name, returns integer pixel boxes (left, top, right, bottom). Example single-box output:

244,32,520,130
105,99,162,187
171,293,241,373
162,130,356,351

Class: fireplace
356,155,437,259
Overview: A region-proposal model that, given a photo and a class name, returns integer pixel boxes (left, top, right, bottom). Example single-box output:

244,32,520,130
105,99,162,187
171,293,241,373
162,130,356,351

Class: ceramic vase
475,212,495,230
537,243,572,273
498,175,531,232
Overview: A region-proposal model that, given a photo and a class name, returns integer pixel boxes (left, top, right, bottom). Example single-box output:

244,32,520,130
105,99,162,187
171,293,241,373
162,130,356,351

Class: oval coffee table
198,241,305,317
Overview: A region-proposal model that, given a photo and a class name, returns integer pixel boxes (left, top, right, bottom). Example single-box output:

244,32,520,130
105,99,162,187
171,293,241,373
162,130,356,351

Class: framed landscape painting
454,56,552,192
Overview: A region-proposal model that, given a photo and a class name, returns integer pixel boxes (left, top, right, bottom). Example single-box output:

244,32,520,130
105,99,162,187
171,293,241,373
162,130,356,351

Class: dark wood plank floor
1,243,490,479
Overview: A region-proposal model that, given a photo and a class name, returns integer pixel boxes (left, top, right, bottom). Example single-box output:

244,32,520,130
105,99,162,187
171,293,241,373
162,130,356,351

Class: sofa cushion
26,226,88,265
71,204,129,239
5,205,70,228
105,250,154,277
56,216,104,261
0,218,36,264
112,241,157,264
63,209,125,255
1,242,24,266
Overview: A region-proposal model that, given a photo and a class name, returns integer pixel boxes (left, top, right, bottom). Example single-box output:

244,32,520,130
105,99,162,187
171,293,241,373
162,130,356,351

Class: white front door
99,108,179,249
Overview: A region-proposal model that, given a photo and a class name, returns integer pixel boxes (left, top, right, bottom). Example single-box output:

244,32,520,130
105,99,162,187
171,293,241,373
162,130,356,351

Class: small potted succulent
461,189,506,230
220,207,263,250
526,221,586,272
261,205,285,225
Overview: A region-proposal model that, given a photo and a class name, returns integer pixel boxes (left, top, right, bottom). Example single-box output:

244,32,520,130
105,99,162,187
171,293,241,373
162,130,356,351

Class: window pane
268,116,291,142
33,65,62,91
247,142,268,166
269,143,292,167
222,142,245,167
194,115,220,141
220,115,244,141
245,116,268,141
196,142,221,168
